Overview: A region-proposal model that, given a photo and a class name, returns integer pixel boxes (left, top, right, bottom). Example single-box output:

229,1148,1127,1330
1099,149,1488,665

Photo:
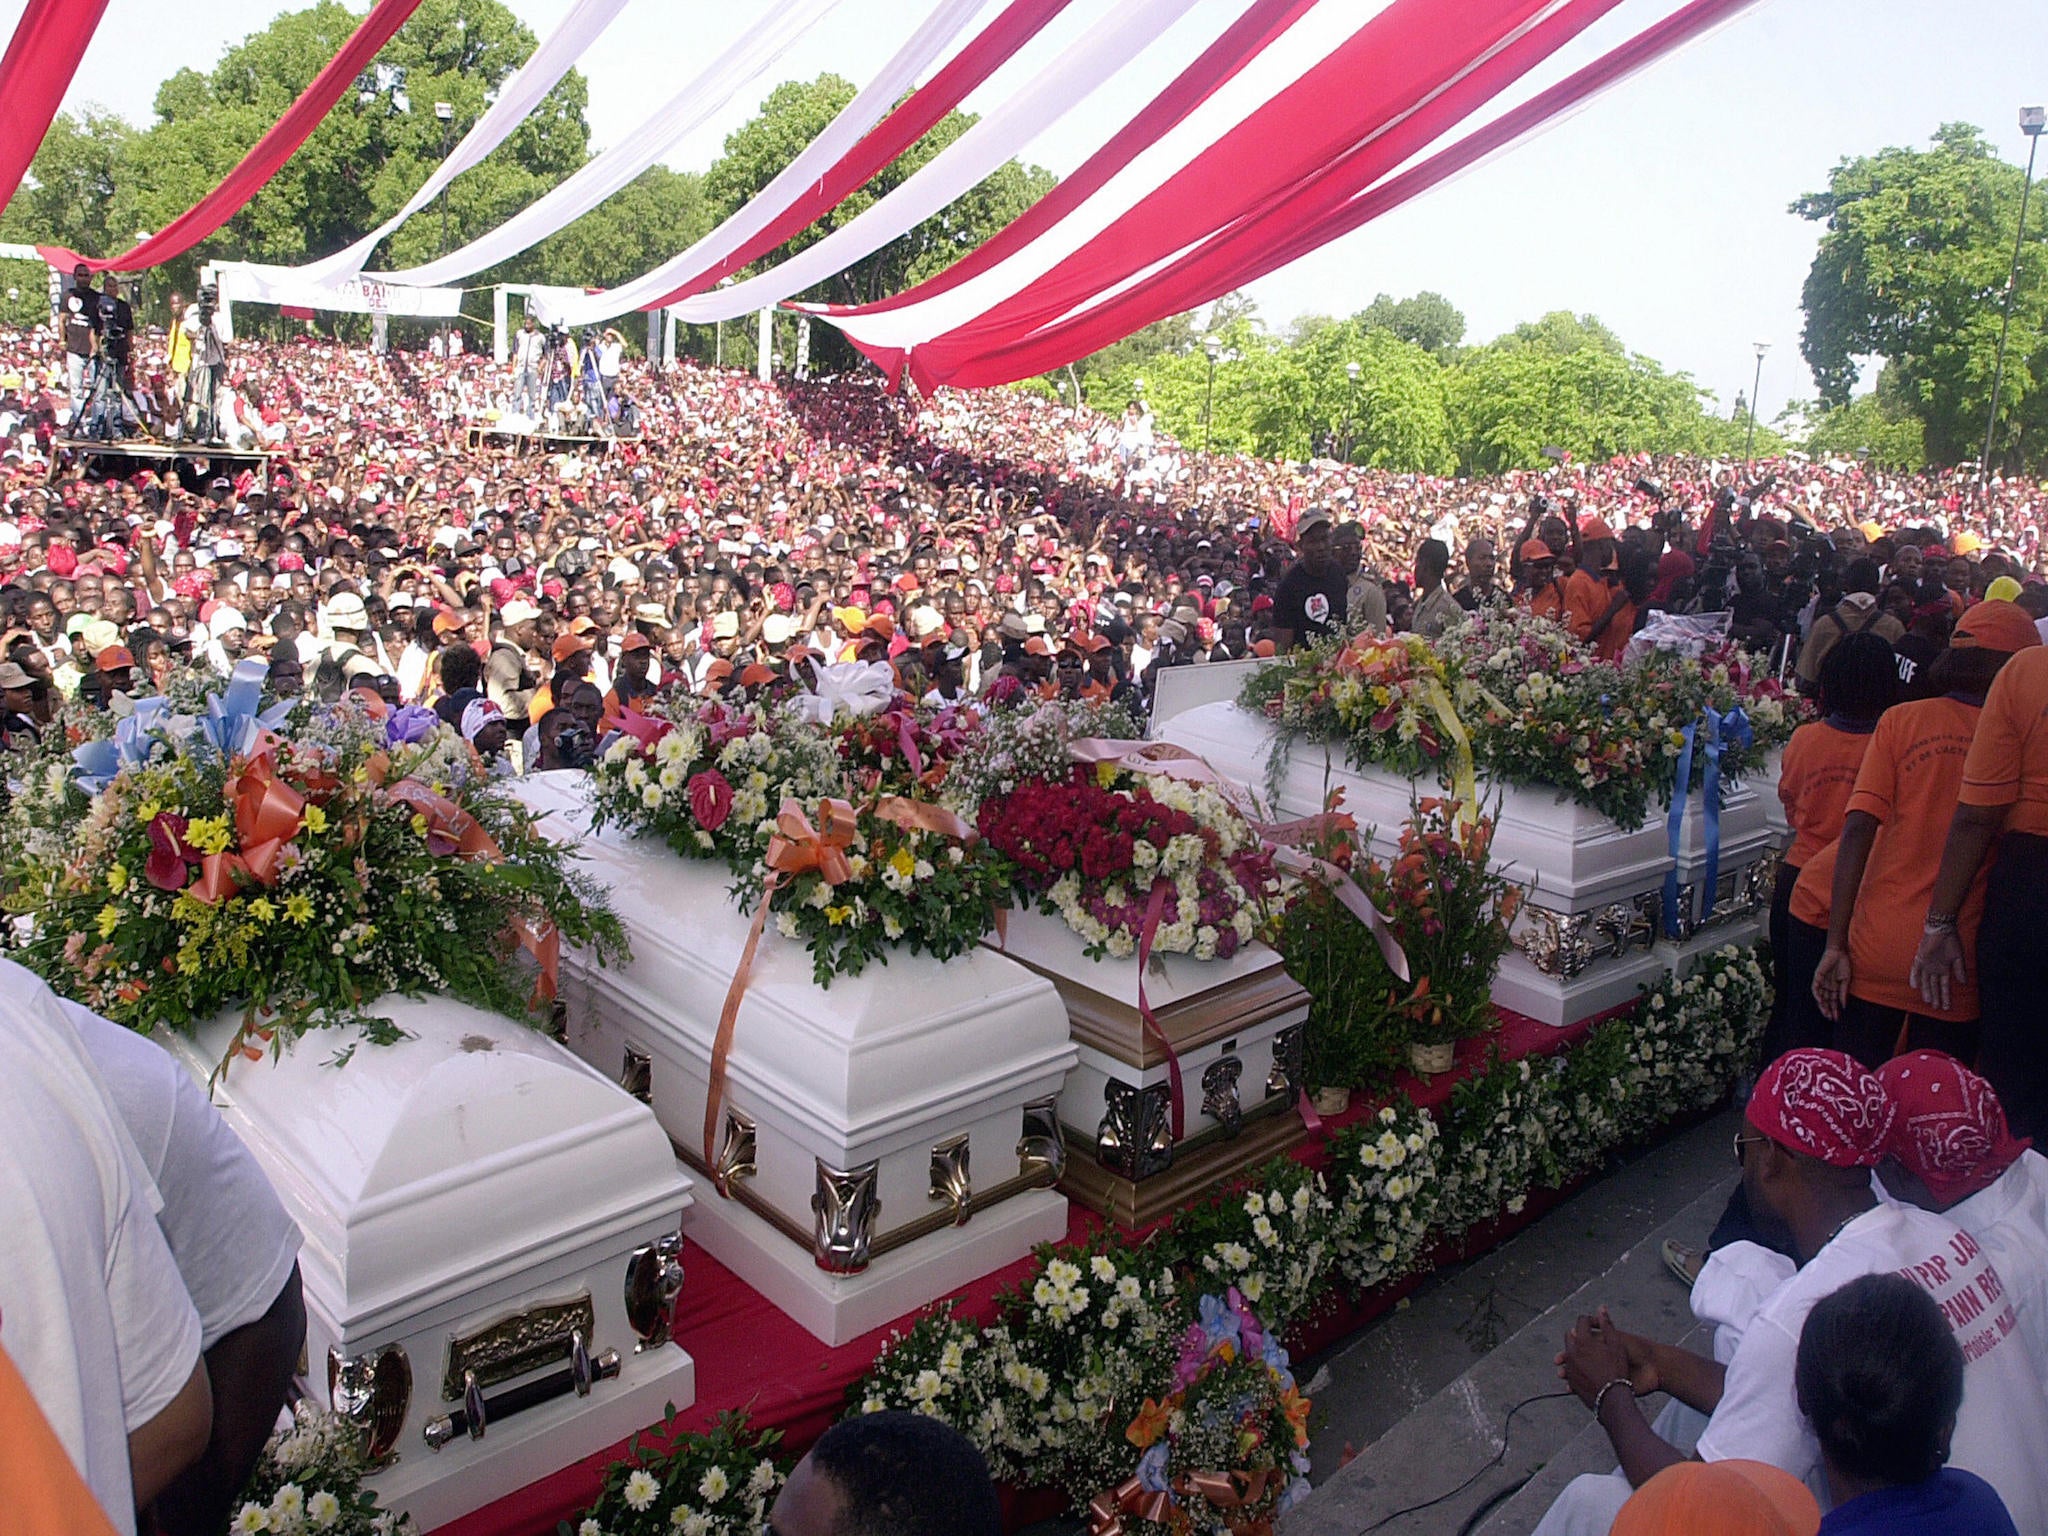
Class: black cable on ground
1356,1388,1578,1533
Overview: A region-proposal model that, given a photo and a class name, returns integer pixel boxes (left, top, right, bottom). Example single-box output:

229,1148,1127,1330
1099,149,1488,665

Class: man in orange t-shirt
1815,602,2040,1067
1518,538,1568,625
1912,631,2048,1137
1563,516,1632,652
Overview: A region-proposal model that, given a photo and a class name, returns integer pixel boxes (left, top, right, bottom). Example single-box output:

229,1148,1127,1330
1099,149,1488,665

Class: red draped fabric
38,0,423,273
0,0,110,215
842,0,1756,393
635,0,1078,312
899,0,1569,387
816,0,1323,322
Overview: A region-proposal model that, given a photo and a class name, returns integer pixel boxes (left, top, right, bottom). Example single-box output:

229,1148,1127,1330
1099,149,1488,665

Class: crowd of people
5,299,2048,1534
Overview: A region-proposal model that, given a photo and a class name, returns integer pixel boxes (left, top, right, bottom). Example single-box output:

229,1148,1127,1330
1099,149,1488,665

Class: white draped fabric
298,0,635,284
646,0,1215,326
215,262,464,317
532,0,996,329
372,0,848,288
820,0,1373,353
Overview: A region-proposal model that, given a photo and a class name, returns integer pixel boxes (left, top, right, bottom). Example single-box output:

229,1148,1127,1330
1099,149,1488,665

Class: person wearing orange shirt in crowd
1911,624,2048,1141
602,632,657,728
1811,601,2042,1068
529,630,593,724
1517,538,1568,623
1564,516,1634,657
1758,633,1898,1062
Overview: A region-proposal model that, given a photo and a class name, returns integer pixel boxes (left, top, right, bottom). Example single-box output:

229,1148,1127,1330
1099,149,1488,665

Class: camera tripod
77,350,143,443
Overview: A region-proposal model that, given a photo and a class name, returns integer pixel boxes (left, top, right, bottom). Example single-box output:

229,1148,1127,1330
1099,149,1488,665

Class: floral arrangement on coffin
4,677,624,1052
1108,1288,1312,1536
1356,798,1521,1069
232,1401,417,1535
941,697,1145,816
1257,630,1472,785
588,695,841,874
832,699,982,797
1243,612,1798,832
756,794,1011,986
572,1410,784,1536
977,768,1278,961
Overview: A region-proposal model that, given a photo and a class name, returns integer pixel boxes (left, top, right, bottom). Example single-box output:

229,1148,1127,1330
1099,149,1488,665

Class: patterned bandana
1879,1051,2031,1205
1748,1049,1895,1169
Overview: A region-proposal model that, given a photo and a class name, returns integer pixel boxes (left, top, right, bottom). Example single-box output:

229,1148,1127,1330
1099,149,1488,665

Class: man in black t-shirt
1270,507,1348,650
62,264,101,404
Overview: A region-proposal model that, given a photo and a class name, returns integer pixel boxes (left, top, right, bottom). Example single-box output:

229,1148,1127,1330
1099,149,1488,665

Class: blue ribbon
1661,705,1754,938
198,658,291,760
72,696,173,793
1662,723,1697,938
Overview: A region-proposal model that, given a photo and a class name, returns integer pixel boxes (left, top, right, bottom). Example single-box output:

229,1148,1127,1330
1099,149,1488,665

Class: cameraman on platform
61,263,101,405
182,285,230,442
99,277,134,383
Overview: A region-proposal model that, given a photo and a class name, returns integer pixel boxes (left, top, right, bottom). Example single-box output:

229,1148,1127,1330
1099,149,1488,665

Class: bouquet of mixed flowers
757,793,1009,985
1356,798,1521,1049
5,675,623,1053
232,1401,417,1536
942,697,1144,816
1109,1288,1311,1536
589,695,841,874
831,699,981,797
977,767,1277,962
1265,631,1469,784
573,1410,784,1536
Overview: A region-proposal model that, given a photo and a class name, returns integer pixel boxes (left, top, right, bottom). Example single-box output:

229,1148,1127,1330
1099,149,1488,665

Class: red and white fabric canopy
808,0,1763,390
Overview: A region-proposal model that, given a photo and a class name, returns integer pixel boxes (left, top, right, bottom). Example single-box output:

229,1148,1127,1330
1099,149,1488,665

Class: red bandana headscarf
1748,1049,1894,1168
1879,1051,2031,1205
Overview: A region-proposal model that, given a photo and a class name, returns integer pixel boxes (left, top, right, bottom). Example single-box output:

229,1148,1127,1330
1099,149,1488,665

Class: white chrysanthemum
233,1507,272,1535
623,1469,661,1511
699,1465,730,1502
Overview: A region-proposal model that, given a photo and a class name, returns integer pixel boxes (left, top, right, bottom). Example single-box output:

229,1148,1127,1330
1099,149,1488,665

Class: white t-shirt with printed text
1696,1202,2048,1526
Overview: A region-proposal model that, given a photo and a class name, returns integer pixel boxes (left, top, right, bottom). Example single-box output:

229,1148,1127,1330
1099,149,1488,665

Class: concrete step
1284,1115,1738,1536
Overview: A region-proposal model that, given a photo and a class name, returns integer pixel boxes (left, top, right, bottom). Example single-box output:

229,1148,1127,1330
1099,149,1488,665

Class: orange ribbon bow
764,798,858,885
382,777,502,861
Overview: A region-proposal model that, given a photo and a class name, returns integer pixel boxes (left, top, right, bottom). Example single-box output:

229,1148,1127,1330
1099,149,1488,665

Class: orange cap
703,658,735,684
1951,599,2042,654
1611,1460,1818,1536
1023,636,1055,657
95,645,133,670
738,662,775,688
551,633,592,663
1252,639,1277,658
1519,539,1554,563
432,609,466,635
1578,515,1615,544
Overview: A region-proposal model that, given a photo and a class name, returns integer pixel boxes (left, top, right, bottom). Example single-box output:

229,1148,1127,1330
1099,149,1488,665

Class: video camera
1695,476,1781,612
196,283,218,325
553,721,596,769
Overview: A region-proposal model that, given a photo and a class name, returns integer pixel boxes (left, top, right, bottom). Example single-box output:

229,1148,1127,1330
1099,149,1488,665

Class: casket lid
161,996,688,1339
511,773,1075,1150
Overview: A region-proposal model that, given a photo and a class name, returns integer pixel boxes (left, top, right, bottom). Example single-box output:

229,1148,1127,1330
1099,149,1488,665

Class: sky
7,0,2045,421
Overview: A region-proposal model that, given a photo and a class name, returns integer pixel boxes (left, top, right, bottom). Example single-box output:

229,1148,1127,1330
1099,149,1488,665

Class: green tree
0,109,136,258
1794,122,2048,469
1796,368,1928,469
1294,319,1455,472
3,0,593,311
1354,289,1466,354
704,74,1054,308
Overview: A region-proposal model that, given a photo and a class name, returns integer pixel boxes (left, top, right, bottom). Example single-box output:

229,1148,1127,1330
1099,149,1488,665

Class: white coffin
1158,702,1783,1025
995,913,1310,1163
987,909,1309,1227
510,772,1078,1346
160,998,694,1532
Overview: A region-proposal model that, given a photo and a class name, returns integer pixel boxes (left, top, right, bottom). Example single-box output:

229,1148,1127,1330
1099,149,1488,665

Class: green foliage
1272,883,1405,1093
1355,288,1466,353
1794,122,2048,469
1796,370,1929,469
705,73,1054,308
0,109,136,257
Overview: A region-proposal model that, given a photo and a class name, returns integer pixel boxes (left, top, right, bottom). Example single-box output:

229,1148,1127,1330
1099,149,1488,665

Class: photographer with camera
181,285,230,443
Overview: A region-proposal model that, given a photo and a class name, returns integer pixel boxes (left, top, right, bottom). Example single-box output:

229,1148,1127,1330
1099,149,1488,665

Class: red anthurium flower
144,812,195,892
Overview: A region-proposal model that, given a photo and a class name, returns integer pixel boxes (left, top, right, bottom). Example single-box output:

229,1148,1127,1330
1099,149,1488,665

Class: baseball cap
95,645,133,671
1950,600,2040,654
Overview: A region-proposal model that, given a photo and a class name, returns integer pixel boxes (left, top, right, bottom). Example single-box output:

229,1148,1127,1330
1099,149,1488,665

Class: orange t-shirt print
1843,696,1987,1021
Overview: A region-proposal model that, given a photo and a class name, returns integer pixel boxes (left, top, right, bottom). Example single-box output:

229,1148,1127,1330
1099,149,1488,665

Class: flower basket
1407,1040,1457,1077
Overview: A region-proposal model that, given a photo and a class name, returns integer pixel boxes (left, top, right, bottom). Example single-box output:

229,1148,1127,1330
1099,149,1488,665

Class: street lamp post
1342,359,1361,462
714,275,735,368
1201,334,1220,453
1744,341,1770,461
434,102,456,257
1981,105,2046,490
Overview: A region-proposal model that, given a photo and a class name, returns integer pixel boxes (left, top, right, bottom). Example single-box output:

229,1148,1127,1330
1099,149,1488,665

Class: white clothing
59,1002,302,1349
1691,1240,1797,1364
598,339,624,379
1695,1203,2048,1526
0,961,203,1535
511,327,547,369
1940,1155,2048,1381
1529,1401,1709,1536
397,640,433,702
